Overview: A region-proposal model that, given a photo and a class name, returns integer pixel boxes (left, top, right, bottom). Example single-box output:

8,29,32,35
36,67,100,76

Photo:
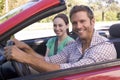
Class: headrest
109,23,120,38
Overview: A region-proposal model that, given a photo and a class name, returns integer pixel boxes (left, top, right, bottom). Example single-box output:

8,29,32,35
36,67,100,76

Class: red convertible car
0,0,120,80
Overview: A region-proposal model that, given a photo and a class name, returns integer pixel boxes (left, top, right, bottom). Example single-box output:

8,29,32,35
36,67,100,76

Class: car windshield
0,0,40,24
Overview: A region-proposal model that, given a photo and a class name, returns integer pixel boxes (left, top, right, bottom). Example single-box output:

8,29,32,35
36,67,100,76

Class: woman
45,13,74,57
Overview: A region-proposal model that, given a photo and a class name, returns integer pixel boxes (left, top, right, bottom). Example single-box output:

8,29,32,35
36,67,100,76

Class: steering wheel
6,40,31,77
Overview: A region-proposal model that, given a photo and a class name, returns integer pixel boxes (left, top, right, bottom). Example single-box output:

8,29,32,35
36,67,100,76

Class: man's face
71,11,95,40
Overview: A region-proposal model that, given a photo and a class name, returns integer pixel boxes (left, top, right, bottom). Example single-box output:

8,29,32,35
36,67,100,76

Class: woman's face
53,17,68,37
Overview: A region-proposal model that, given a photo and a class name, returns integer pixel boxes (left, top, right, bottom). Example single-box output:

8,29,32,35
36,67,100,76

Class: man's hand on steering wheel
4,40,31,76
10,38,34,54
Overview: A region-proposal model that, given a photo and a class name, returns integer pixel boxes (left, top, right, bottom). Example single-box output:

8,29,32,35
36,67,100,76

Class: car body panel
53,66,120,80
11,59,120,80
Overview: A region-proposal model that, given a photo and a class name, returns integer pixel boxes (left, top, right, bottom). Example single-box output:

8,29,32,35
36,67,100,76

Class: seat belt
54,37,58,55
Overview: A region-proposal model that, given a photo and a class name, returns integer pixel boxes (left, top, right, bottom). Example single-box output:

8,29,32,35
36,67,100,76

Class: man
4,5,117,72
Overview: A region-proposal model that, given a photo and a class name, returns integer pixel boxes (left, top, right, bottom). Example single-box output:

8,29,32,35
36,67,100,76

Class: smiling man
70,5,95,53
4,5,117,72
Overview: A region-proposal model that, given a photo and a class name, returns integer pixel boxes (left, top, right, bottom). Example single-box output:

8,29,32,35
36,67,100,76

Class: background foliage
0,0,120,22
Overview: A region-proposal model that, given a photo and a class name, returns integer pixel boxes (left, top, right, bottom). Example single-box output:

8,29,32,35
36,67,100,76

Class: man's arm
5,38,70,72
4,45,60,72
27,54,60,72
29,45,71,72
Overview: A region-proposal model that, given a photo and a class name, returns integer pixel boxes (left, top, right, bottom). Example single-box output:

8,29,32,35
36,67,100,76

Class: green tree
8,0,28,11
0,0,5,16
105,11,117,21
0,0,28,16
88,0,120,21
40,0,84,23
1,0,120,21
117,12,120,20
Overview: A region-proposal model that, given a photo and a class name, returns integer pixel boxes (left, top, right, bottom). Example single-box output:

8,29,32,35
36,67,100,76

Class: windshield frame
0,0,40,24
0,0,66,42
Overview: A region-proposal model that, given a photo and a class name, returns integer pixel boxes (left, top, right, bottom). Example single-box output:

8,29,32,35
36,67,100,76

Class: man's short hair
70,5,94,20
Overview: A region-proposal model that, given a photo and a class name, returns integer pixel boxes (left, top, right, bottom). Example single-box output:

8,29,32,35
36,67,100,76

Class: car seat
109,23,120,58
69,31,78,40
